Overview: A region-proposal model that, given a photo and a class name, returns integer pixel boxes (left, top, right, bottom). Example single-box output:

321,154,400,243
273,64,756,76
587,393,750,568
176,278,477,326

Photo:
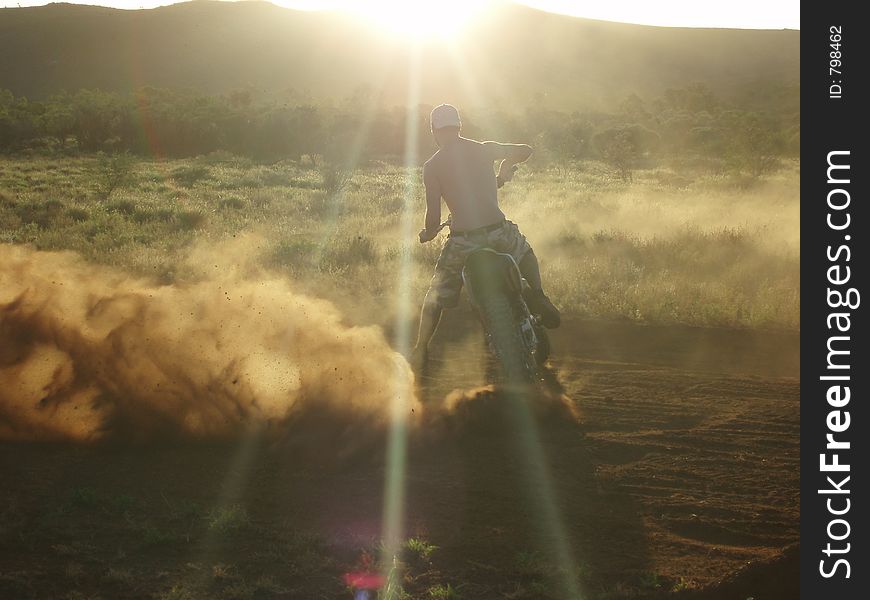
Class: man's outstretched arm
483,141,533,184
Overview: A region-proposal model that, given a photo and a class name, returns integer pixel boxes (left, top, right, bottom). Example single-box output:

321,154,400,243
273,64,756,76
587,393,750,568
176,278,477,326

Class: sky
3,0,801,30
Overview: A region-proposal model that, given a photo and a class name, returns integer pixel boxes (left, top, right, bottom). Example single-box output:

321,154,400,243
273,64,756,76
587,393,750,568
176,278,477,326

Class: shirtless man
412,104,560,366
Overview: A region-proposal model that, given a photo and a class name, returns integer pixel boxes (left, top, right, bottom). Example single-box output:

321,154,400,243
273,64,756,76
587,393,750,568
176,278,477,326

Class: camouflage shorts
427,219,532,309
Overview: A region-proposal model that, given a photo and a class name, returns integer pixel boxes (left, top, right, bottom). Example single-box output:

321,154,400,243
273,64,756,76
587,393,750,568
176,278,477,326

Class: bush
176,210,208,230
95,151,134,200
65,207,90,222
108,199,137,215
219,196,246,210
320,163,353,197
170,164,210,188
14,198,66,228
271,237,318,267
323,235,378,269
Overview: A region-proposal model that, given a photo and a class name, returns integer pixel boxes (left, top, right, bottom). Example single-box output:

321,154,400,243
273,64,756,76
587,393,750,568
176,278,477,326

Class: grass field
0,154,799,331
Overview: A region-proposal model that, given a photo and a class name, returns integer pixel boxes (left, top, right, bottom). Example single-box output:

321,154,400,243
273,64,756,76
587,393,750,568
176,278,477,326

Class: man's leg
411,241,464,368
413,292,443,358
498,220,561,329
519,249,561,329
518,249,543,290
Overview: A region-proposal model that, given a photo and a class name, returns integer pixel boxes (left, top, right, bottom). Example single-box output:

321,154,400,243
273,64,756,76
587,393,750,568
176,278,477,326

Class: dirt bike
434,219,550,386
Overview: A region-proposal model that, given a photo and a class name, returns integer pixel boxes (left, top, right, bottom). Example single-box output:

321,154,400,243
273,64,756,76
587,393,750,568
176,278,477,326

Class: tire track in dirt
548,339,799,588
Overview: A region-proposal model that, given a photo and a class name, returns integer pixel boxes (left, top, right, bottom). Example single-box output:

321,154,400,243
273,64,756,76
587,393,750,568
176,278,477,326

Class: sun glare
347,0,493,39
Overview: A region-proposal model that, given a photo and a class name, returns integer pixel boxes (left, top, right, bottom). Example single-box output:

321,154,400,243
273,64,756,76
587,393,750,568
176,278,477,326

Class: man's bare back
421,135,533,236
423,137,504,231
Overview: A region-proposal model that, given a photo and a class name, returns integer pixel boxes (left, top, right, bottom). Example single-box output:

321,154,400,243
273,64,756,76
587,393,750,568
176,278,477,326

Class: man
412,103,560,366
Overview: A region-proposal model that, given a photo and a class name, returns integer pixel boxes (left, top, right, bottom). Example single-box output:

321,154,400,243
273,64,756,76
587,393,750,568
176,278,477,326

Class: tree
594,125,661,182
723,111,784,176
95,151,134,200
71,90,125,151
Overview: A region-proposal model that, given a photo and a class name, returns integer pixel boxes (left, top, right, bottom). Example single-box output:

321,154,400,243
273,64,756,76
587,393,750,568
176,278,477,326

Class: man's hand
496,163,519,188
419,228,439,244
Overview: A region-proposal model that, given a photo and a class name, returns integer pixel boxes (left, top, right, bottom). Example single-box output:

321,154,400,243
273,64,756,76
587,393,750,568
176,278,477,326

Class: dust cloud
511,174,801,254
0,240,418,442
415,384,582,441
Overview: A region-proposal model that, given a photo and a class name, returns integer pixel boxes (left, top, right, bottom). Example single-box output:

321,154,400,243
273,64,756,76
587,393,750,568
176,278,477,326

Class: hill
0,1,799,111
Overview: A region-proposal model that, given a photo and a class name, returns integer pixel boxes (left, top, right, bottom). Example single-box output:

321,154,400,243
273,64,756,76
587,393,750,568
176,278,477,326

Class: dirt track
413,313,800,596
0,314,799,599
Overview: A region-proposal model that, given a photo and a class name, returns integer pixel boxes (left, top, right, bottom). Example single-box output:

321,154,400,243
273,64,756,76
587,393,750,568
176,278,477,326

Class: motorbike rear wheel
477,290,538,386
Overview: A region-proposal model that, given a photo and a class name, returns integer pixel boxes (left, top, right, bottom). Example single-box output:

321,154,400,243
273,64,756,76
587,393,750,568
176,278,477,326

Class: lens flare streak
380,43,422,583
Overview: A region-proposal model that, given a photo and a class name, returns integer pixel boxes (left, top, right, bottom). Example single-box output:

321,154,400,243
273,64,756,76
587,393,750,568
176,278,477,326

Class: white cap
430,104,461,131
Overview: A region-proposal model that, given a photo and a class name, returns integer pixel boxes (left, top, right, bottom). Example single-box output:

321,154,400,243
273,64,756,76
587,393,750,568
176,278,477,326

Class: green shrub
322,235,378,269
95,151,134,200
176,210,208,230
320,163,352,197
171,165,210,188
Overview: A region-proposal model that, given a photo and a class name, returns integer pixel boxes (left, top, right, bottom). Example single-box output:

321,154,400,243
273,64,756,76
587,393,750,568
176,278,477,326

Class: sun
346,0,494,40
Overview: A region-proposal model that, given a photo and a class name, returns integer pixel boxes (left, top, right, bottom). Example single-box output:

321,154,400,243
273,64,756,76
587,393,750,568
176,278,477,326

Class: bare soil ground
0,312,799,600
